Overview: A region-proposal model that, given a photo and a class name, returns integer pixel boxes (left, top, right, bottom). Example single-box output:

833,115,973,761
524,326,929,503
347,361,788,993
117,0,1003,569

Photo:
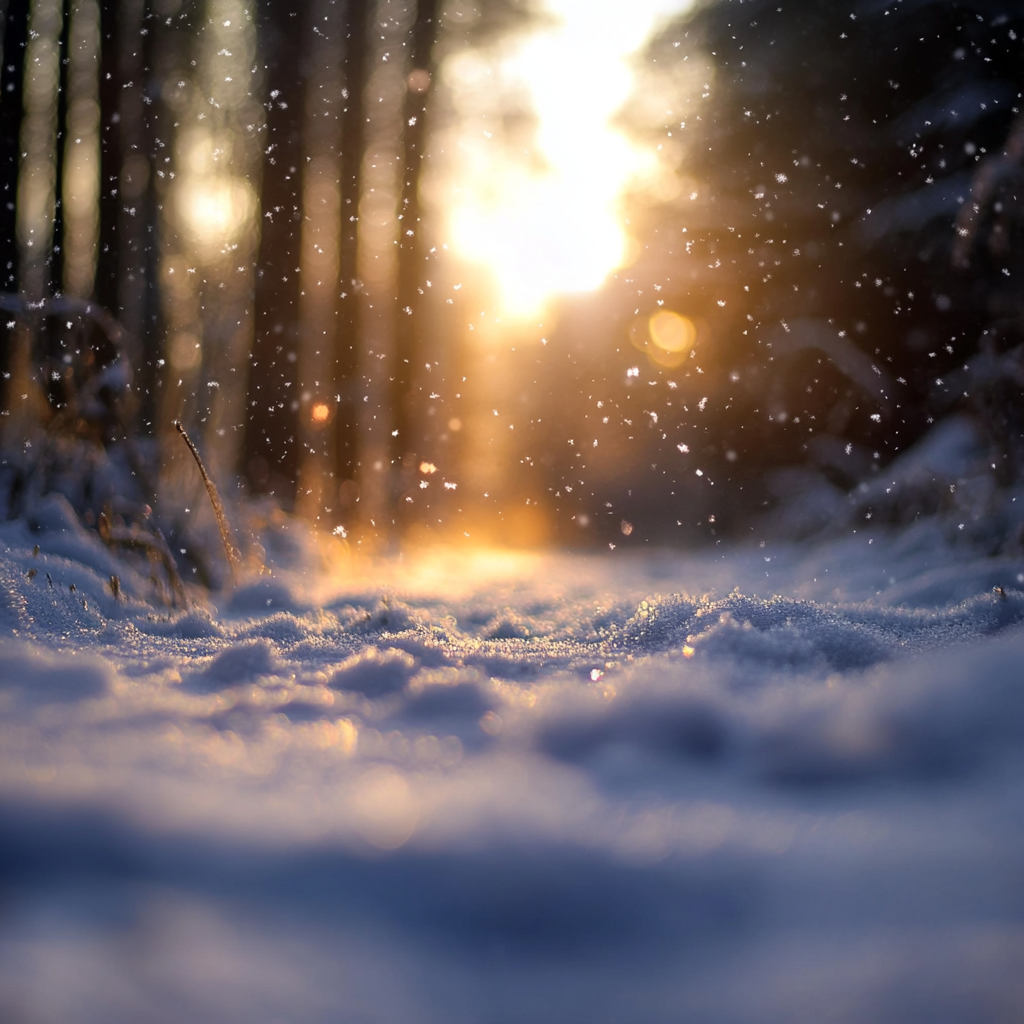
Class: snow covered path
1,513,1023,1022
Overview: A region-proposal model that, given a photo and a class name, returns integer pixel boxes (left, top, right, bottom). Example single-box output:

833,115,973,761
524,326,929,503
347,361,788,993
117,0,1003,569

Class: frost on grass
0,525,1023,1023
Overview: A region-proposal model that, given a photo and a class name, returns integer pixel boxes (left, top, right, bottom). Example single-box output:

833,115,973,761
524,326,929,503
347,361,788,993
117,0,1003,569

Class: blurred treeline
0,0,533,567
1,0,1022,562
513,0,1024,550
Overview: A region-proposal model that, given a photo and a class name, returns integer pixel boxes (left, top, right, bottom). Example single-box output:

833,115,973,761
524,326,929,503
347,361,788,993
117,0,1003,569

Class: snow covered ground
2,501,1023,1023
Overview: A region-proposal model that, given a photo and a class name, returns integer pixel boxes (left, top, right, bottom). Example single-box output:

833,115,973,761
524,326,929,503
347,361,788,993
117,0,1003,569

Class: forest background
0,0,1022,588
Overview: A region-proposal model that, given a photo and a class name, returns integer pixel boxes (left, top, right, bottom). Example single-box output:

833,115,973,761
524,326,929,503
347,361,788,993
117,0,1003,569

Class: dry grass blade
101,522,189,607
173,420,241,586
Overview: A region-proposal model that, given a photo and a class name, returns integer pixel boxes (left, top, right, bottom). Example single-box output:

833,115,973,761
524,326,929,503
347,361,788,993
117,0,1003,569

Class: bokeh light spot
649,310,696,354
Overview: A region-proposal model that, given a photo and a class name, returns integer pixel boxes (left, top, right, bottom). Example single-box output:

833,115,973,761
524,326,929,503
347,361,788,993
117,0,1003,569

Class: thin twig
173,420,240,585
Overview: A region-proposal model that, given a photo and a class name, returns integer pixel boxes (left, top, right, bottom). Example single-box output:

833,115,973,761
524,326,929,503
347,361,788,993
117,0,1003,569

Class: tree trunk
353,0,415,546
95,0,150,387
247,0,306,503
6,0,63,444
62,0,102,300
294,0,346,525
390,0,439,533
0,0,30,381
333,0,371,528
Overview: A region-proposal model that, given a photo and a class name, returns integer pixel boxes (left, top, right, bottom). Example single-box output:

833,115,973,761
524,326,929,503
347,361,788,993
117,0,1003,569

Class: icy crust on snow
1,525,1024,1022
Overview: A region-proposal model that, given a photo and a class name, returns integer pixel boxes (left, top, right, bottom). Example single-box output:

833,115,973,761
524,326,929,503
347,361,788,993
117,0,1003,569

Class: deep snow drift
1,506,1023,1023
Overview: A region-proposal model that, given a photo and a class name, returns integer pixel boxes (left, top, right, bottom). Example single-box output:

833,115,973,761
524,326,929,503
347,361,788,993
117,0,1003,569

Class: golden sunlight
445,0,693,315
175,174,256,260
172,128,256,261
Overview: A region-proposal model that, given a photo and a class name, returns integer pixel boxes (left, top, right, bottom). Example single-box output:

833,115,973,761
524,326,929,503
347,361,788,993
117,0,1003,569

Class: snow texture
1,515,1023,1023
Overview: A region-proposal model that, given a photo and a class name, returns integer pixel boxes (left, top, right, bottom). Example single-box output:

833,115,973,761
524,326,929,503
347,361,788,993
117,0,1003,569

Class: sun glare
176,176,255,257
446,0,692,315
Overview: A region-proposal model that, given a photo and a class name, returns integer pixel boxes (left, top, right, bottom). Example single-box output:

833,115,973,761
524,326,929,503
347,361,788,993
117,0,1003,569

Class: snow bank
0,526,1022,1022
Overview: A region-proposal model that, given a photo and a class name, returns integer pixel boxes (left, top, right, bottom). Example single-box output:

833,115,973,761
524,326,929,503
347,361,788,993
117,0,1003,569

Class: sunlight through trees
0,0,1021,561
